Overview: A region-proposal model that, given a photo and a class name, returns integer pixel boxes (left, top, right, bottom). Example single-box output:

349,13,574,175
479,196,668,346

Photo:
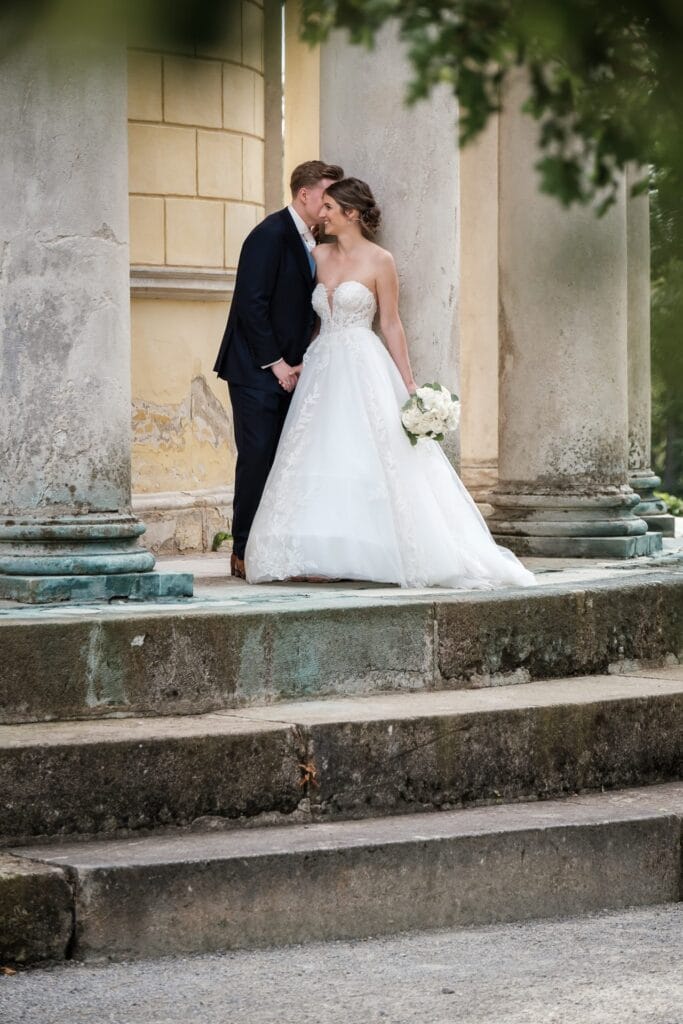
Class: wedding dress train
246,281,536,589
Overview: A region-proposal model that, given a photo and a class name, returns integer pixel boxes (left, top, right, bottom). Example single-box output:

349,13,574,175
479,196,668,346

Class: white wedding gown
246,281,536,589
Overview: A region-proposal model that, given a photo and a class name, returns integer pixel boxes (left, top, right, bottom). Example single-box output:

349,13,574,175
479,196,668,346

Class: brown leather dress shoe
230,553,246,579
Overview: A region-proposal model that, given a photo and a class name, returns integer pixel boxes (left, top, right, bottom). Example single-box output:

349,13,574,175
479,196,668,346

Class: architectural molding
133,488,233,554
130,266,236,301
133,487,234,513
460,459,498,499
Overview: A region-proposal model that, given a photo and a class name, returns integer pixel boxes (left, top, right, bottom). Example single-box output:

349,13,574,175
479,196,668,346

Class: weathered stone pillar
488,74,661,557
319,24,460,462
459,114,500,506
626,166,675,535
0,37,192,601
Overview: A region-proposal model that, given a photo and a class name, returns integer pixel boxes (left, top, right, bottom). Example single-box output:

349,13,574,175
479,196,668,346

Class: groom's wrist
262,357,284,369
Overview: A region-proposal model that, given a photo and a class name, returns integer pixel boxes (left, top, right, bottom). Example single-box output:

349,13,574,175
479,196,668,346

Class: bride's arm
376,252,417,394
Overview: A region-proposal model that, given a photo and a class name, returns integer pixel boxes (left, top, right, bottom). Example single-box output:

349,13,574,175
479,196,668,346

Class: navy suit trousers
228,382,291,558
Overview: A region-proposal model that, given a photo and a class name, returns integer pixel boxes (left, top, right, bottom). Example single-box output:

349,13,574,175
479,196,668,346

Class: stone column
488,73,661,557
459,114,500,506
626,165,675,535
0,37,192,601
319,24,460,463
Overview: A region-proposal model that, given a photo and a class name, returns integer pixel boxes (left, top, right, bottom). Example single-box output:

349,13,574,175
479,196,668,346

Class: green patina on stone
493,533,663,558
0,572,193,605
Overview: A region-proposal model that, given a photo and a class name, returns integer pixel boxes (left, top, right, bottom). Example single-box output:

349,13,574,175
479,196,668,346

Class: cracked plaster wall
131,299,234,497
130,299,235,552
0,39,132,517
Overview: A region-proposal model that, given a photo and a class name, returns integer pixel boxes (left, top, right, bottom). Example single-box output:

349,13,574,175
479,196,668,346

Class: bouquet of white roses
401,383,460,446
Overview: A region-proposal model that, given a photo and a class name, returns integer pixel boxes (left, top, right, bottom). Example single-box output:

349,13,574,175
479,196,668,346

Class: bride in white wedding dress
246,178,535,590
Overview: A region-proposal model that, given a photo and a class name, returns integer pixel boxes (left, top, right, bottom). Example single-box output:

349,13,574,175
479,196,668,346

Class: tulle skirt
246,324,536,590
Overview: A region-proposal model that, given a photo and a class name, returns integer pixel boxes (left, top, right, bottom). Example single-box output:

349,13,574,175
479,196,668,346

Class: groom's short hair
290,160,344,197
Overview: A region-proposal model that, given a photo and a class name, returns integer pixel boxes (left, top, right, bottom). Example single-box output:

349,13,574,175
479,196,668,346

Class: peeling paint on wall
131,371,235,501
190,375,232,448
132,374,231,452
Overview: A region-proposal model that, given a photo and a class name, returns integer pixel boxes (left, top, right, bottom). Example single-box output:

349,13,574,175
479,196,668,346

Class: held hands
271,359,302,393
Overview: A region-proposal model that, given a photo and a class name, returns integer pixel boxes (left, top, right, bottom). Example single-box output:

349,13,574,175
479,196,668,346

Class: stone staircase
1,568,682,964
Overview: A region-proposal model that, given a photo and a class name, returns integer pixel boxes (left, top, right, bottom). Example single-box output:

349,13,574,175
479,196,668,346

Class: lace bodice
312,280,377,331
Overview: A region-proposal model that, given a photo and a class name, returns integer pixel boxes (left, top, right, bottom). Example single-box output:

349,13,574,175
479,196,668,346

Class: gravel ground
2,904,682,1024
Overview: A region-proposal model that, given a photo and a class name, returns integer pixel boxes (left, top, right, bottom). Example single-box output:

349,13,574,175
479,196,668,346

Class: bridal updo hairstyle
324,177,382,240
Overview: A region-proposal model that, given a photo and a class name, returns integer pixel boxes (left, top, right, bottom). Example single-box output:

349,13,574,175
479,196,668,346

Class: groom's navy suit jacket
213,208,316,391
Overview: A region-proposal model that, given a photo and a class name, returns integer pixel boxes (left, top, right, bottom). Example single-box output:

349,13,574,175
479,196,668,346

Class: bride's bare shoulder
367,243,396,277
366,241,395,266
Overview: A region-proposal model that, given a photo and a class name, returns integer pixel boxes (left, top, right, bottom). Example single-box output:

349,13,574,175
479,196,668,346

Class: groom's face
299,178,339,225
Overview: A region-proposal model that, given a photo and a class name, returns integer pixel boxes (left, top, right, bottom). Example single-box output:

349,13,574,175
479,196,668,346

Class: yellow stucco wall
130,300,233,493
127,2,265,509
283,0,320,189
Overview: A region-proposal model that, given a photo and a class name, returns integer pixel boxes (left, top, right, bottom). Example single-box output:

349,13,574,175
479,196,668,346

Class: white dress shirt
287,204,317,252
261,206,317,369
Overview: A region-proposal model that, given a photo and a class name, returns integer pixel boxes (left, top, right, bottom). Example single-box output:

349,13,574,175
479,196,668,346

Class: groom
214,160,344,578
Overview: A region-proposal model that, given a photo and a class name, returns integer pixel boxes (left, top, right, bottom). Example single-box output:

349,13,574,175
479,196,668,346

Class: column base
0,513,156,576
0,571,193,605
640,514,676,536
629,471,677,537
491,532,663,559
459,460,498,505
488,489,662,559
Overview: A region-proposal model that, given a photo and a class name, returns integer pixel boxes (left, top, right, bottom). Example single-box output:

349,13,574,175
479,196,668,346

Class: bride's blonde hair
324,178,381,240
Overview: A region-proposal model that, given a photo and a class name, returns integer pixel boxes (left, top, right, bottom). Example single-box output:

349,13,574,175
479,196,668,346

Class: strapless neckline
313,280,375,316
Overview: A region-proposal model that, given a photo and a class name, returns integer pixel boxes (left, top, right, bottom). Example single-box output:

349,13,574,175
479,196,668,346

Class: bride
245,178,535,590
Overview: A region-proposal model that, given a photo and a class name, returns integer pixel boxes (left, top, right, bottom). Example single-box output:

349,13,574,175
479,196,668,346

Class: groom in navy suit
214,160,344,578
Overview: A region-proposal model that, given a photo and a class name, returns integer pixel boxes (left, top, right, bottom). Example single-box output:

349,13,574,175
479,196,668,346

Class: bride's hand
272,358,298,392
406,379,417,395
278,364,303,392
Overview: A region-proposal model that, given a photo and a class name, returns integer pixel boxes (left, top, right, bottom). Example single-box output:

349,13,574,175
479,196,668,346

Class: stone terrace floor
162,532,683,599
0,531,682,619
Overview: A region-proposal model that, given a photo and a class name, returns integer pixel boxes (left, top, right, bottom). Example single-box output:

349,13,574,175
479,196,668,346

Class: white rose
402,407,422,433
423,412,443,434
416,387,439,410
446,402,461,431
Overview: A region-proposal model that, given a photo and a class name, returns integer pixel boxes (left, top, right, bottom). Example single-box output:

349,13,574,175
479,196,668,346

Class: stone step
1,569,682,724
0,853,72,965
10,782,683,961
2,671,681,843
